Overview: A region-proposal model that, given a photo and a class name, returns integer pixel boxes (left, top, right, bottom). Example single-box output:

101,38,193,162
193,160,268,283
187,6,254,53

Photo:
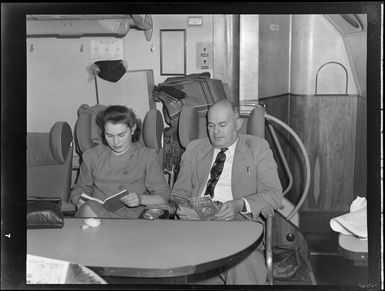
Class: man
171,99,283,284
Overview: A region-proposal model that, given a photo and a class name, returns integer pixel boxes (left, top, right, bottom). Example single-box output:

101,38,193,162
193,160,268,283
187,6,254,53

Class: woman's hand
76,199,85,209
120,192,141,207
177,206,201,220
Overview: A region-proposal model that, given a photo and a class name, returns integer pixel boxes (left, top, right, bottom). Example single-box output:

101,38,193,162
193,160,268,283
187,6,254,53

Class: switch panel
196,42,212,70
91,39,124,61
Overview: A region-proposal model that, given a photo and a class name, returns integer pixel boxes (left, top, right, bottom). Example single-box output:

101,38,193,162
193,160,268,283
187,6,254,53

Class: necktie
205,148,228,198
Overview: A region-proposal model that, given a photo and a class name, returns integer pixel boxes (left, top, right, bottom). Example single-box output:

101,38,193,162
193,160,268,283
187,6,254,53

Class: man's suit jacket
172,134,283,220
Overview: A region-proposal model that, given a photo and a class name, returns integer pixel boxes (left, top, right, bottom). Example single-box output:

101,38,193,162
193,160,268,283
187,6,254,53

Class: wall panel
289,94,359,211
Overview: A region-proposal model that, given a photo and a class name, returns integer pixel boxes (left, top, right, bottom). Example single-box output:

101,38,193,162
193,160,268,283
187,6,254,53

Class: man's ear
236,118,243,130
131,124,137,135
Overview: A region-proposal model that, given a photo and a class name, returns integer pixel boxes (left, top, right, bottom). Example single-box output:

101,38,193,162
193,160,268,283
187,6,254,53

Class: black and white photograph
1,2,383,289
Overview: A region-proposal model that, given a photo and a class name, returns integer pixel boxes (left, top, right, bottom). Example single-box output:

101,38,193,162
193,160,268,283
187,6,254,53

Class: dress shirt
200,138,251,213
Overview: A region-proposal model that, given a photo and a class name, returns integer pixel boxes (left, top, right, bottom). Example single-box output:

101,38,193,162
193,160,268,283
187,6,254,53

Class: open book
172,194,219,220
80,190,128,212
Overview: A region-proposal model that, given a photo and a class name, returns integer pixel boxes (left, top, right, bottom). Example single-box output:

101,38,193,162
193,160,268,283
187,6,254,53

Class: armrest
261,207,274,285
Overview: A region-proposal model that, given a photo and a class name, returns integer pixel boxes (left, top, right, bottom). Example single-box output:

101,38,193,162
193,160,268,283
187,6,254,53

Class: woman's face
104,122,134,154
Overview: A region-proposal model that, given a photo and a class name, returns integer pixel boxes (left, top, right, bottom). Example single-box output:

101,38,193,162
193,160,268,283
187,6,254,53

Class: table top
27,218,263,278
338,233,368,263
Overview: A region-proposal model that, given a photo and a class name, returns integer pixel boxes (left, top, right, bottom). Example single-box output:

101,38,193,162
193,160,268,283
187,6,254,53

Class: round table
27,218,263,278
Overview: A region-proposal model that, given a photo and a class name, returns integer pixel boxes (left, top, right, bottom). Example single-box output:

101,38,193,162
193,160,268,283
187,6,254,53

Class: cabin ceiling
26,14,152,38
27,14,132,20
26,14,367,38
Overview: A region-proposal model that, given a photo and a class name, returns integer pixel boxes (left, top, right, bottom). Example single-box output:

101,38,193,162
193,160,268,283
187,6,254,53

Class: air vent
341,14,363,30
324,14,366,34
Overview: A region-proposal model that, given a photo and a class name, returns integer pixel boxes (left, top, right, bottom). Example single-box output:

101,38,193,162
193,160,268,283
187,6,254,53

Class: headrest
247,106,265,138
27,122,73,166
142,109,164,152
27,133,55,166
178,105,200,148
75,104,106,154
50,122,73,163
75,113,98,154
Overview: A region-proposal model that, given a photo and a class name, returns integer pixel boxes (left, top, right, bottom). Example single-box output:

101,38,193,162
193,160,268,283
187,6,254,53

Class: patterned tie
205,148,228,198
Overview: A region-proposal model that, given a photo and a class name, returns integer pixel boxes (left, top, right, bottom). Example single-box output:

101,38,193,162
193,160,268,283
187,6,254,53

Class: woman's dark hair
96,105,142,143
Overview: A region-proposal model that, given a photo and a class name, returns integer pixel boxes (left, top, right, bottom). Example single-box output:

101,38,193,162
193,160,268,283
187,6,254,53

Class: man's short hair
210,99,240,117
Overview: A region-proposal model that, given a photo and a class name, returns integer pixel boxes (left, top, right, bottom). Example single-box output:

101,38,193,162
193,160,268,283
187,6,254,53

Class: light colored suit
172,134,283,284
172,134,283,219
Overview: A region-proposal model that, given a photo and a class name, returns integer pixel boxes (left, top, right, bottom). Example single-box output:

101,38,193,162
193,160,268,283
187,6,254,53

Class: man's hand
120,192,141,207
176,206,201,220
214,199,244,221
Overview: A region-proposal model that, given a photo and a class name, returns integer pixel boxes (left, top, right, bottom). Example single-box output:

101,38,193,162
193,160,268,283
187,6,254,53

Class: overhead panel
26,14,152,38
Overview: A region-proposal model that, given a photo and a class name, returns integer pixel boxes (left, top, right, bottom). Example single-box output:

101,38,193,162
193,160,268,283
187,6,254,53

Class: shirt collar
213,137,239,155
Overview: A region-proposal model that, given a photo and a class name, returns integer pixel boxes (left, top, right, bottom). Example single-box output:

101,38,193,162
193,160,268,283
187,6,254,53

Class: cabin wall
253,14,367,213
258,15,291,98
27,14,215,133
290,15,358,95
27,14,367,213
239,15,259,101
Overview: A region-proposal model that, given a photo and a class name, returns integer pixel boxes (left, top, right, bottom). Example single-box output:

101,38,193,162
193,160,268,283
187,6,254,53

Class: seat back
74,104,106,156
27,121,74,212
177,103,314,284
177,103,266,148
74,104,164,155
74,103,168,187
142,108,164,152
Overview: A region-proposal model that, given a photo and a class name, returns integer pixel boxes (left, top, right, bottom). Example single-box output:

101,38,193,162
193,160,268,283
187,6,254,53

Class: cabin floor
309,253,368,285
301,210,369,286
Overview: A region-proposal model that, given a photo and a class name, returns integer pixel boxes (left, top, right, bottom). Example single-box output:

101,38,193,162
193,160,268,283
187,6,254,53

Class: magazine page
79,193,104,205
189,195,218,220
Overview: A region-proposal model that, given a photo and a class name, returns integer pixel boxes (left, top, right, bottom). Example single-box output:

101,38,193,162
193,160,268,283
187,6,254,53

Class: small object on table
81,218,101,229
141,208,169,220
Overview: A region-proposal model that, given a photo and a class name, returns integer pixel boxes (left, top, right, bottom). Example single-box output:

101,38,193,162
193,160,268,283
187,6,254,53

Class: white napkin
330,196,367,239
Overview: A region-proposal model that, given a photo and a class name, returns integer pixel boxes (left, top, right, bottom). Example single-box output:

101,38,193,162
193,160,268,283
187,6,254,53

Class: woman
70,105,170,218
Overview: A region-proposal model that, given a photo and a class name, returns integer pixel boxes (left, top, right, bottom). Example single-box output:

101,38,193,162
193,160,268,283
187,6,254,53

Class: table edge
88,224,263,278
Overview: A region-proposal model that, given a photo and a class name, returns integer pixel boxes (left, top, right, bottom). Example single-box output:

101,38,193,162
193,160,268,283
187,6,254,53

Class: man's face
207,103,242,148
